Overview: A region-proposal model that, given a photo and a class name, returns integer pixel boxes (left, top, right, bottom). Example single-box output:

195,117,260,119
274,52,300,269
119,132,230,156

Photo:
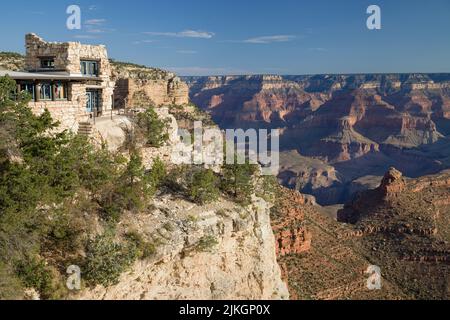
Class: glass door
86,90,100,113
86,91,93,112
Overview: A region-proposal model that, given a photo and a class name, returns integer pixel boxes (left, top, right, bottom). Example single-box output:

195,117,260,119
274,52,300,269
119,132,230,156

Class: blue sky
1,0,449,75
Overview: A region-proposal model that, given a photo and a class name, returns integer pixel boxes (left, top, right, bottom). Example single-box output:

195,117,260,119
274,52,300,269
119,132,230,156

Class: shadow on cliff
190,77,267,129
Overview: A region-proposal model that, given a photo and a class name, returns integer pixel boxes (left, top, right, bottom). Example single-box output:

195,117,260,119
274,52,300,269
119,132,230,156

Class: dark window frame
40,83,53,101
80,60,100,77
19,82,36,101
40,57,55,69
53,82,68,101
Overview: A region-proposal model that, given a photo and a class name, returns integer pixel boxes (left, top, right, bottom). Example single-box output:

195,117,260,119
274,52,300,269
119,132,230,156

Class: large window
40,83,52,101
80,60,99,76
53,82,68,100
20,83,35,100
40,58,55,69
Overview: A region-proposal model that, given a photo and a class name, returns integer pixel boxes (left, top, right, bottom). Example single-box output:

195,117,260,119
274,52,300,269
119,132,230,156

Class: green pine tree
220,156,258,205
189,168,219,205
136,107,169,147
118,151,150,211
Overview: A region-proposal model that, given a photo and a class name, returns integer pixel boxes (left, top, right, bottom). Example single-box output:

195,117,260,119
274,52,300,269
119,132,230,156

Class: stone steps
78,122,93,136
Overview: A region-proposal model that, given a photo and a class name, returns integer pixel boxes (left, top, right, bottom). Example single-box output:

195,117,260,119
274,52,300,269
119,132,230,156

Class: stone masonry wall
24,34,116,126
25,33,111,77
29,83,91,132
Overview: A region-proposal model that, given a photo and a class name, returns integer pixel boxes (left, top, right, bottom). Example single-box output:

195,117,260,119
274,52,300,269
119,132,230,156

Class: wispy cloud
243,35,296,44
177,50,198,54
132,40,156,45
73,35,98,39
85,19,107,26
83,19,115,34
86,29,105,34
144,30,215,39
308,47,327,52
30,11,45,15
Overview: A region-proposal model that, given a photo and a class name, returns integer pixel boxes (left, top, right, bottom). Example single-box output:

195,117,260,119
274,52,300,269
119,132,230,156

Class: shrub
148,157,167,193
98,153,160,221
164,165,191,192
15,256,66,300
83,234,138,287
188,168,219,205
98,198,123,223
124,231,156,260
0,262,23,300
44,197,95,259
195,236,219,253
256,175,281,203
117,151,150,212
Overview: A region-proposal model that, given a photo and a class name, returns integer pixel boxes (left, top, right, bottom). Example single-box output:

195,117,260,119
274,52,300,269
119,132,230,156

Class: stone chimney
25,33,46,71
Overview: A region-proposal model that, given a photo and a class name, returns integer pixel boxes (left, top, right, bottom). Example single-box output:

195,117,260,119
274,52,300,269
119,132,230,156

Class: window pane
40,83,52,100
20,83,35,100
54,82,67,100
80,60,99,76
41,59,55,69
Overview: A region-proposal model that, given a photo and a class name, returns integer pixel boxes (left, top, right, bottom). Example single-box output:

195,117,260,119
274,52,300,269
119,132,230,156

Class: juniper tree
117,151,150,211
220,156,258,205
136,107,169,147
189,168,219,205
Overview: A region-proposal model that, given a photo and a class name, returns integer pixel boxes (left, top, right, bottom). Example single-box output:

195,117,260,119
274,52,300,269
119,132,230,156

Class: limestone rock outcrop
77,195,289,300
0,52,25,71
111,62,189,108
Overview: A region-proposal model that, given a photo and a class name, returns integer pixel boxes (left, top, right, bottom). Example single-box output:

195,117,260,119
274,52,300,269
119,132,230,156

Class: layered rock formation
335,169,450,299
185,75,328,129
271,188,312,257
185,74,450,204
111,61,189,108
278,168,450,300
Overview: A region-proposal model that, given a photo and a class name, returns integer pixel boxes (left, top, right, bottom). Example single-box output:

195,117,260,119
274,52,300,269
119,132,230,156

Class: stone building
0,34,115,132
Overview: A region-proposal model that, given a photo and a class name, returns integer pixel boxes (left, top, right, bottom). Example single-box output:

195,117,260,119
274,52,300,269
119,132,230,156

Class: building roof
0,70,101,81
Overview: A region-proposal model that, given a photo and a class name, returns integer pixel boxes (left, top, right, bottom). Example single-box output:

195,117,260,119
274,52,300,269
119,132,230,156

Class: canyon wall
184,74,450,205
